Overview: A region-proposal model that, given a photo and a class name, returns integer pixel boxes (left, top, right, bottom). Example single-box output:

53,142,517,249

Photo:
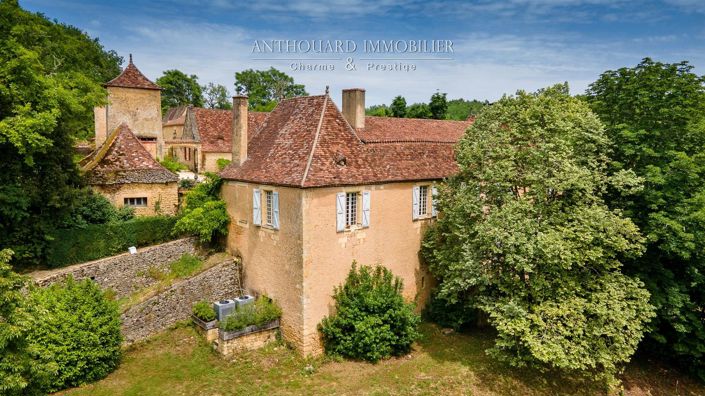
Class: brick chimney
342,88,365,129
232,96,248,165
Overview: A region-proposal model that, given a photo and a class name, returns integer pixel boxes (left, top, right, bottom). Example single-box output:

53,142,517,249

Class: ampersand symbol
345,57,357,71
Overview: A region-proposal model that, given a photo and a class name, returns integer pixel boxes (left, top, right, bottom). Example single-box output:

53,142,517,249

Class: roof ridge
300,95,328,187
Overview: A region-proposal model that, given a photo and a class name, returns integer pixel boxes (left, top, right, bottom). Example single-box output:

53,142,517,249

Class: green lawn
59,323,704,396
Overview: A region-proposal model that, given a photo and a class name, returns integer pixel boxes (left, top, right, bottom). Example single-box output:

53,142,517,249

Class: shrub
60,189,134,228
159,156,187,173
169,253,202,278
319,263,420,363
192,300,216,322
173,201,229,244
220,296,281,332
216,158,231,171
27,277,122,392
179,178,196,189
424,290,477,331
47,216,178,267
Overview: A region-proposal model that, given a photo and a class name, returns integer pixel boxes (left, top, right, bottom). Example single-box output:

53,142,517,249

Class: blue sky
21,0,705,107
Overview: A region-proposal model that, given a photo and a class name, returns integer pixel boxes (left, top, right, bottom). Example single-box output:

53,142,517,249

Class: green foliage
365,104,390,117
429,92,448,119
405,103,432,119
169,253,202,278
445,98,488,120
220,296,281,331
192,300,216,322
203,82,232,110
156,69,203,111
47,216,177,267
159,155,187,173
175,174,229,244
390,95,407,117
0,249,56,395
27,277,122,392
216,158,231,171
586,58,705,379
234,67,307,111
60,188,134,228
423,290,477,331
422,84,655,385
0,1,121,269
179,178,196,189
319,263,420,363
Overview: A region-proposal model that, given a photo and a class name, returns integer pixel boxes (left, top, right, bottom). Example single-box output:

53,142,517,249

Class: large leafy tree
429,91,448,119
390,95,407,117
586,58,705,378
234,67,307,111
446,98,488,120
0,0,121,268
202,82,232,110
156,69,204,111
423,84,654,385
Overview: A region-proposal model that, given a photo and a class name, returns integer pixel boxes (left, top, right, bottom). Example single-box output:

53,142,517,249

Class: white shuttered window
252,189,261,226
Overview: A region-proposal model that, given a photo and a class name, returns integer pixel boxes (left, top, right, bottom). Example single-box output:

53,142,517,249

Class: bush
192,300,216,322
319,263,420,363
47,216,177,267
173,201,229,244
220,296,282,332
60,189,134,228
169,253,202,278
216,158,231,171
424,290,477,331
27,277,122,392
179,178,196,189
159,156,187,173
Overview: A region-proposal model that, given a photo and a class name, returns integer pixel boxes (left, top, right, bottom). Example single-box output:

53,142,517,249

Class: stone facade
31,238,197,299
223,180,435,356
121,258,241,344
215,325,279,356
202,151,231,173
93,182,179,216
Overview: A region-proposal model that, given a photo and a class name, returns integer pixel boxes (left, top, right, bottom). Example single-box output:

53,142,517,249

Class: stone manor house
84,57,472,355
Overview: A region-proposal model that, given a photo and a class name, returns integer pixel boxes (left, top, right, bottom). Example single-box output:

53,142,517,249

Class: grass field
59,323,704,396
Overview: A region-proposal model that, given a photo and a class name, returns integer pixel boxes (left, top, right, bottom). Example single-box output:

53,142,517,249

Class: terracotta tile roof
220,95,464,188
81,123,178,185
163,106,188,126
193,108,269,153
104,58,160,91
357,116,472,143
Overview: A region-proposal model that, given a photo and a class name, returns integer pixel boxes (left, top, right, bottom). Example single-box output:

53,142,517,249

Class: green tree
203,82,232,110
446,98,488,120
234,67,307,111
156,69,204,111
0,249,55,395
390,95,407,117
0,0,120,268
405,103,431,119
365,104,390,117
174,174,229,244
423,84,654,385
586,58,705,379
429,91,448,119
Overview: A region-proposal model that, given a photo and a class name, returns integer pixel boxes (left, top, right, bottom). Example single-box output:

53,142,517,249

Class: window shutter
431,186,438,217
412,186,420,220
252,188,261,226
362,191,370,228
272,191,280,230
336,192,345,232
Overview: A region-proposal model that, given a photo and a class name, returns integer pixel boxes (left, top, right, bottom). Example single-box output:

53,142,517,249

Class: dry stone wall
121,258,241,344
31,238,198,299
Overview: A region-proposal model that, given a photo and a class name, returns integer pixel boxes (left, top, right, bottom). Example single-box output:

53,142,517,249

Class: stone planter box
192,314,219,343
215,319,280,356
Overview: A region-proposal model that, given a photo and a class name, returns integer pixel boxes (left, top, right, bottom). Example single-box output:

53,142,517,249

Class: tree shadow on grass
417,323,612,396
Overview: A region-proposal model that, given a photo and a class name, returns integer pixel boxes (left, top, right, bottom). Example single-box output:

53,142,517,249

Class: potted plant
219,296,282,341
192,300,218,341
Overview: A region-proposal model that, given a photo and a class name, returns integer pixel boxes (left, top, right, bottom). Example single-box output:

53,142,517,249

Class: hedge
47,216,178,267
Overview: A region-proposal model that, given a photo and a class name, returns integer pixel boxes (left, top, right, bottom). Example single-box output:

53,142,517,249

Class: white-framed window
124,197,148,207
337,191,370,232
413,185,438,219
253,188,279,229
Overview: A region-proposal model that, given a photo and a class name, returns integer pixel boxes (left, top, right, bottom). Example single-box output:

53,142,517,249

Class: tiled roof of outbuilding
220,94,470,187
193,108,269,153
81,123,178,185
104,56,161,91
357,116,472,143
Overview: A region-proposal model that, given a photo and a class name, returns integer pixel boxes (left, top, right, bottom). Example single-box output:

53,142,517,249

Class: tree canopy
234,67,307,111
429,92,448,119
446,98,488,120
586,58,705,379
0,0,121,268
390,95,407,117
202,82,232,110
156,69,204,111
423,84,654,385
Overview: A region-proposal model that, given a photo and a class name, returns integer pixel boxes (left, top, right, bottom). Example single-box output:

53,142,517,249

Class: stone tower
94,54,164,159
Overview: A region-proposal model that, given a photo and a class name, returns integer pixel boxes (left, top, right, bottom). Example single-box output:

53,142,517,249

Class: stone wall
214,326,278,356
93,182,179,216
31,238,197,299
121,258,241,344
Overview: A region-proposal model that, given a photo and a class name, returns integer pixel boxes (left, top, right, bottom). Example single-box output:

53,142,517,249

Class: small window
124,197,148,207
346,192,358,227
265,190,274,226
418,186,428,216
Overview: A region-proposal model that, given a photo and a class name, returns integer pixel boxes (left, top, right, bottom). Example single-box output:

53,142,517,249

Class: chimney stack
232,96,248,165
342,88,365,129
